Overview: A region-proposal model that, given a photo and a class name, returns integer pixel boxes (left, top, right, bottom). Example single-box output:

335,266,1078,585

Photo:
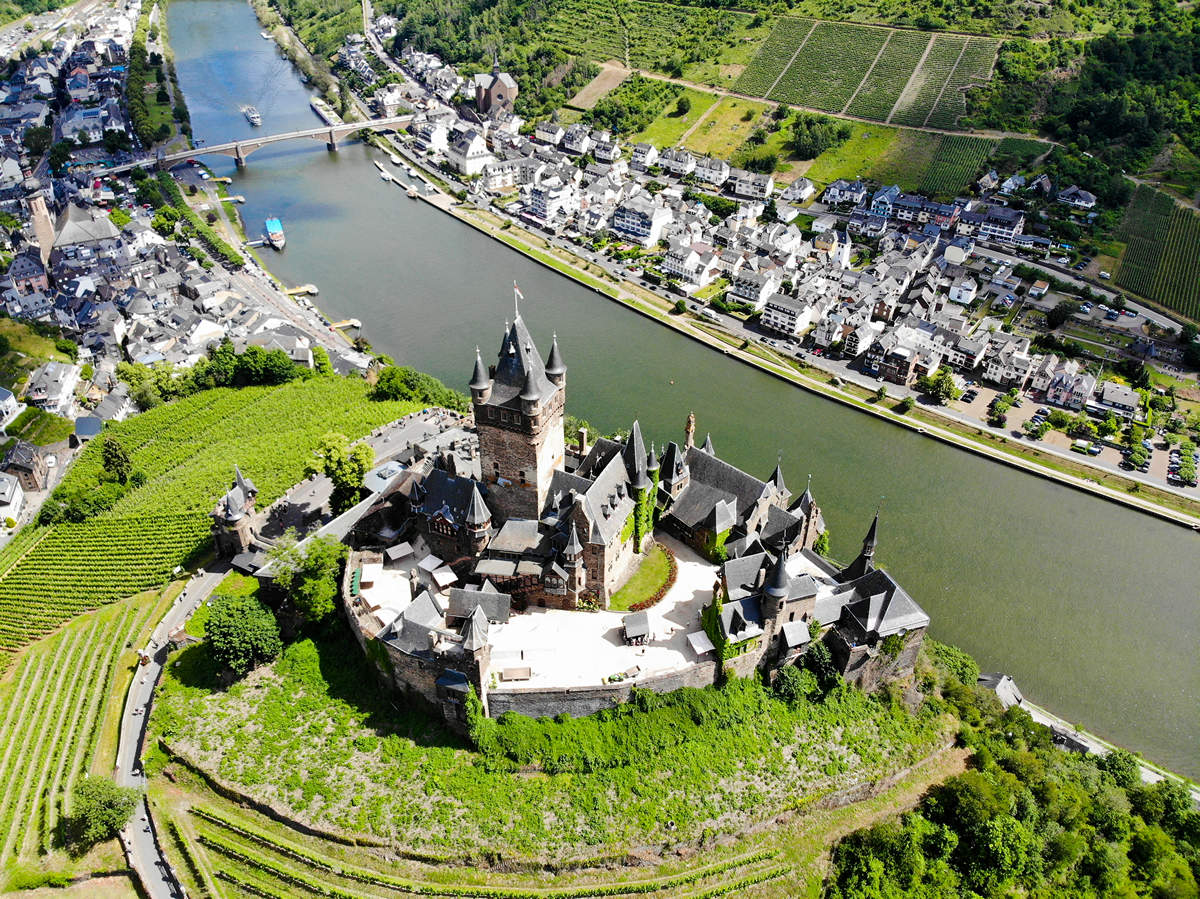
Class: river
168,0,1199,778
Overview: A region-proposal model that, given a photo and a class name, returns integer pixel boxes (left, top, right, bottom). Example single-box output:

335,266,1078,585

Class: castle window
501,411,509,423
789,612,795,622
514,413,521,424
519,471,526,484
488,408,496,420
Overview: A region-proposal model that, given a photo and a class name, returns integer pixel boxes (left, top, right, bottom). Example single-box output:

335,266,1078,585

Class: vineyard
0,587,169,884
916,135,997,196
734,18,998,128
1115,186,1200,320
0,378,422,660
843,28,931,121
540,0,751,72
0,515,208,653
162,803,791,898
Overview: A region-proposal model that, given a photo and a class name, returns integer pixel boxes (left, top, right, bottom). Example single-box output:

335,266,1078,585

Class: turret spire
545,332,566,378
469,345,490,390
764,548,790,599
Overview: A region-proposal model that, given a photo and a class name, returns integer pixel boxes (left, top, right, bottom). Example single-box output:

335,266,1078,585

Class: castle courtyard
487,536,718,689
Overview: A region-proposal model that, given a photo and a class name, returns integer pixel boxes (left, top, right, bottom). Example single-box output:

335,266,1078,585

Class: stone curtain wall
488,659,721,718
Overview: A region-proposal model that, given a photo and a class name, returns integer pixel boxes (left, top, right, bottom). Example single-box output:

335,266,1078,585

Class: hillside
0,377,420,661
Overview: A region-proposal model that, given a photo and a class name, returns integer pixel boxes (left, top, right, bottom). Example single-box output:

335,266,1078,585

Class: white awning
687,631,715,655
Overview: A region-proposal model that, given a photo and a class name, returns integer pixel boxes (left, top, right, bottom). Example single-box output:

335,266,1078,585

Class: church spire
770,453,786,495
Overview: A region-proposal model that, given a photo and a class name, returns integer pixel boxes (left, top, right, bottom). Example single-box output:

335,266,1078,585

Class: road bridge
106,113,414,173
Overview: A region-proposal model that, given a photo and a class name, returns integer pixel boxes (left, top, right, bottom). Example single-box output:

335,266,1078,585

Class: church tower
20,154,53,267
469,312,565,522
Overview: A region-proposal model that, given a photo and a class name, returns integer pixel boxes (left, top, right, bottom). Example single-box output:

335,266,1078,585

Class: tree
369,365,468,411
306,432,374,514
896,396,915,414
789,111,852,159
672,299,687,315
22,124,51,157
916,367,960,405
66,777,139,849
47,140,73,174
674,95,691,116
1046,301,1079,329
269,534,347,624
312,345,333,376
101,436,132,484
206,593,282,676
102,129,132,154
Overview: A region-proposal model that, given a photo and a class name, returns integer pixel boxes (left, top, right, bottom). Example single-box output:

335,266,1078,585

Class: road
115,564,230,899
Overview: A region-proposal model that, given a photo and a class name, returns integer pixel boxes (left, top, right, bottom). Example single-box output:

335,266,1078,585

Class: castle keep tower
469,313,565,522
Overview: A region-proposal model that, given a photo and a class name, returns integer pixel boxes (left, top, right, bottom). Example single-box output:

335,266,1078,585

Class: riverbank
385,165,1200,529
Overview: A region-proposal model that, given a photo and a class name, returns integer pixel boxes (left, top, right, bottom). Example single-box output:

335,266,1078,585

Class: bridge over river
106,113,414,173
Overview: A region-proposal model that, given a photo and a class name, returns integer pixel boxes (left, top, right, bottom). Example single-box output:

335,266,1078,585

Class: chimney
576,427,589,456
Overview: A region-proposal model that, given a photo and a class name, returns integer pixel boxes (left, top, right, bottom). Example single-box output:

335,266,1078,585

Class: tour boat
260,30,270,38
389,153,402,166
242,105,262,126
265,217,285,250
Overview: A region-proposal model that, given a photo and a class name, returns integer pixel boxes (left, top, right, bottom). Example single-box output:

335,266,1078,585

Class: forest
824,651,1199,898
967,21,1200,177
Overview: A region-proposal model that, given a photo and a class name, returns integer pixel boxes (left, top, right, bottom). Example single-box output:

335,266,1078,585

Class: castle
330,310,929,728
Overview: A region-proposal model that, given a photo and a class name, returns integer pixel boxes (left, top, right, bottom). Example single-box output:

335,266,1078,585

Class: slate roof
720,597,763,642
415,469,488,529
839,567,929,638
460,605,490,651
485,313,558,409
447,587,511,623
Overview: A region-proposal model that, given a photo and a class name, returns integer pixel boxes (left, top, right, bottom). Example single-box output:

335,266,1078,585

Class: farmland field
0,586,174,887
924,37,1000,130
0,378,421,662
681,96,770,157
732,17,998,128
631,88,720,146
1116,186,1200,320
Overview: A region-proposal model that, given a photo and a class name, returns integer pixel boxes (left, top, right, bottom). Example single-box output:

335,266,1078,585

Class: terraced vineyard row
731,17,814,97
917,135,997,196
733,18,998,128
924,37,1000,130
889,33,966,127
844,29,931,121
174,804,791,899
0,590,162,871
540,0,750,72
768,21,890,112
1115,186,1177,302
0,514,208,653
1116,186,1200,320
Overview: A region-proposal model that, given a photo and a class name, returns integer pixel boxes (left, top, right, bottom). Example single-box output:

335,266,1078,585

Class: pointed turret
461,605,489,652
469,345,490,391
770,457,786,495
466,483,491,527
764,549,790,600
624,420,650,490
519,366,541,404
646,441,659,476
835,511,880,584
564,522,582,559
545,333,566,386
234,464,256,500
863,511,878,556
700,433,714,454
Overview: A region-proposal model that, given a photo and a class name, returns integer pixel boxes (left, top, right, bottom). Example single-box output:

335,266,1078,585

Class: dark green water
169,0,1199,777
